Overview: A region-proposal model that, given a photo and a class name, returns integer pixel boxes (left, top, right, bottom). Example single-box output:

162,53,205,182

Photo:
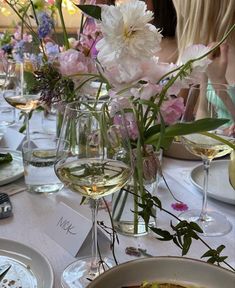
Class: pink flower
58,48,94,76
160,97,185,125
130,83,162,100
113,112,139,141
171,202,188,212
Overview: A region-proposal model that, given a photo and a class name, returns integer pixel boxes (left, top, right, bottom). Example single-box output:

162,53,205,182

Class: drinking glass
54,100,132,287
22,137,64,194
3,61,40,141
180,83,234,236
0,58,16,127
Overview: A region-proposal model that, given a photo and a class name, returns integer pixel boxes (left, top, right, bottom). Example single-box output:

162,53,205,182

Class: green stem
103,198,118,265
5,1,41,45
56,1,70,50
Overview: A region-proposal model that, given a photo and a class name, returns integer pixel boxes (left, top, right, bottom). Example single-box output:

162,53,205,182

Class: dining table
0,110,235,288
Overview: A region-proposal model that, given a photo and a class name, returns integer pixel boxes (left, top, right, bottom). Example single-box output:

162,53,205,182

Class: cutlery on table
0,264,11,282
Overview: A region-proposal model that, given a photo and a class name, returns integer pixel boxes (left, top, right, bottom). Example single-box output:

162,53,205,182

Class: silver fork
0,264,11,282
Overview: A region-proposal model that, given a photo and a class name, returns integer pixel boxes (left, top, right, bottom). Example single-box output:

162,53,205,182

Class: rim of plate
0,237,54,288
87,256,235,287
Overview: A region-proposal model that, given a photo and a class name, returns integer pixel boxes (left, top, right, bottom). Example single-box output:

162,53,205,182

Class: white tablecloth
0,111,235,287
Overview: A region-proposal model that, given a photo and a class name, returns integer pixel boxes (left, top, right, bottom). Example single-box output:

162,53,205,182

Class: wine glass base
179,209,232,236
61,257,115,288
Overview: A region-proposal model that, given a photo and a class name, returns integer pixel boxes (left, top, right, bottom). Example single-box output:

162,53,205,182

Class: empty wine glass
54,100,132,287
180,83,234,236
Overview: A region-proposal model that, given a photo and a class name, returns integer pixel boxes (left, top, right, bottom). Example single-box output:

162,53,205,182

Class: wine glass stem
20,62,24,98
25,112,30,143
90,199,99,274
200,158,211,221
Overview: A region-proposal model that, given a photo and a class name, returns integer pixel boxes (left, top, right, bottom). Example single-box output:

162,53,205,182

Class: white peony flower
96,0,162,65
179,44,211,69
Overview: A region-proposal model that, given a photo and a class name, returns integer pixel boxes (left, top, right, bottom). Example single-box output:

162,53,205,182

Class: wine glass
3,61,40,141
180,83,234,236
54,100,132,287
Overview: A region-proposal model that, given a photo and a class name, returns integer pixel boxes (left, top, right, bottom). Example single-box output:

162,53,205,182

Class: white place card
0,127,25,150
44,202,111,257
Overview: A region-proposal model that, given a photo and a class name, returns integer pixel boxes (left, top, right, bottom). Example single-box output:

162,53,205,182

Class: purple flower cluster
13,40,25,63
38,12,54,39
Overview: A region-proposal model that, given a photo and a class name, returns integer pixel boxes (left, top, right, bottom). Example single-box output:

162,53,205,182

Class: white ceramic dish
190,160,235,205
0,238,54,288
0,149,24,186
87,256,235,288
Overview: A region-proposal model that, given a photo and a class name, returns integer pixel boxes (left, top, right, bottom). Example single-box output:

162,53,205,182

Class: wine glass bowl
2,60,40,141
180,83,234,236
55,100,132,287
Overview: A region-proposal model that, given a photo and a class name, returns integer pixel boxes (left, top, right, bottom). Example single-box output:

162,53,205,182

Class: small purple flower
171,202,188,212
38,12,54,39
45,42,60,59
13,40,25,63
29,53,43,69
1,44,13,55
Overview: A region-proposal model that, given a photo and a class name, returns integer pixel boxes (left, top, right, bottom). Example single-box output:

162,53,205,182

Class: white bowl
87,256,235,288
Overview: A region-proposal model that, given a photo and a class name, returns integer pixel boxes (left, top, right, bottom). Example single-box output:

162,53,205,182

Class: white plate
0,238,54,288
87,256,235,288
0,149,24,186
190,160,235,205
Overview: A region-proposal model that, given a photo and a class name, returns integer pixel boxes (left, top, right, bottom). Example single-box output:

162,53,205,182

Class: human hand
206,42,229,84
223,124,235,137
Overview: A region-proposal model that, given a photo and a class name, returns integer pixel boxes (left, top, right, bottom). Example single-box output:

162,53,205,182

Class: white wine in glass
3,62,40,141
180,83,234,236
55,101,132,287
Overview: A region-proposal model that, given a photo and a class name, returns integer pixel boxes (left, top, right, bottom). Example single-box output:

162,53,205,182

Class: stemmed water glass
54,100,132,287
3,61,40,141
180,83,234,236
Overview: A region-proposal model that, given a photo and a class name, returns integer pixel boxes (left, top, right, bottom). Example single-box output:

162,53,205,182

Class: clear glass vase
112,149,162,236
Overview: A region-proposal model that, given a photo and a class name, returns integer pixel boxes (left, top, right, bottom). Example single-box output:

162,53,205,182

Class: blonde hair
173,0,235,58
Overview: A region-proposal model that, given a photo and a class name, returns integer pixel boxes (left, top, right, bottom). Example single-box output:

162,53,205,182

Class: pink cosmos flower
160,97,185,125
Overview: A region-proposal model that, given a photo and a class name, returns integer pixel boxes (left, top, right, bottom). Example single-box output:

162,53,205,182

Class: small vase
112,149,162,236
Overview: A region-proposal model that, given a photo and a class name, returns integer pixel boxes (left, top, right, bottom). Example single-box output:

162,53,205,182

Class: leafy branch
128,189,235,271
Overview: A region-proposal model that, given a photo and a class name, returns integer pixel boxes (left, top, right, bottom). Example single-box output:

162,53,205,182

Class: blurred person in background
173,0,235,134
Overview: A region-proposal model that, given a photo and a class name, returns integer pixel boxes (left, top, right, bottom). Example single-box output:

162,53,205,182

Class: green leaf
182,235,192,256
207,258,216,264
144,124,161,139
151,196,162,209
201,249,216,258
77,5,102,20
164,118,229,137
150,227,173,240
145,118,229,144
189,222,203,233
216,245,225,254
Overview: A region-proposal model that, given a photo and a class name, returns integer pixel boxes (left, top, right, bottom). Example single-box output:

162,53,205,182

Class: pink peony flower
58,48,94,76
160,97,185,125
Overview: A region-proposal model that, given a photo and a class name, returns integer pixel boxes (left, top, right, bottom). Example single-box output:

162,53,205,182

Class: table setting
0,0,235,287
